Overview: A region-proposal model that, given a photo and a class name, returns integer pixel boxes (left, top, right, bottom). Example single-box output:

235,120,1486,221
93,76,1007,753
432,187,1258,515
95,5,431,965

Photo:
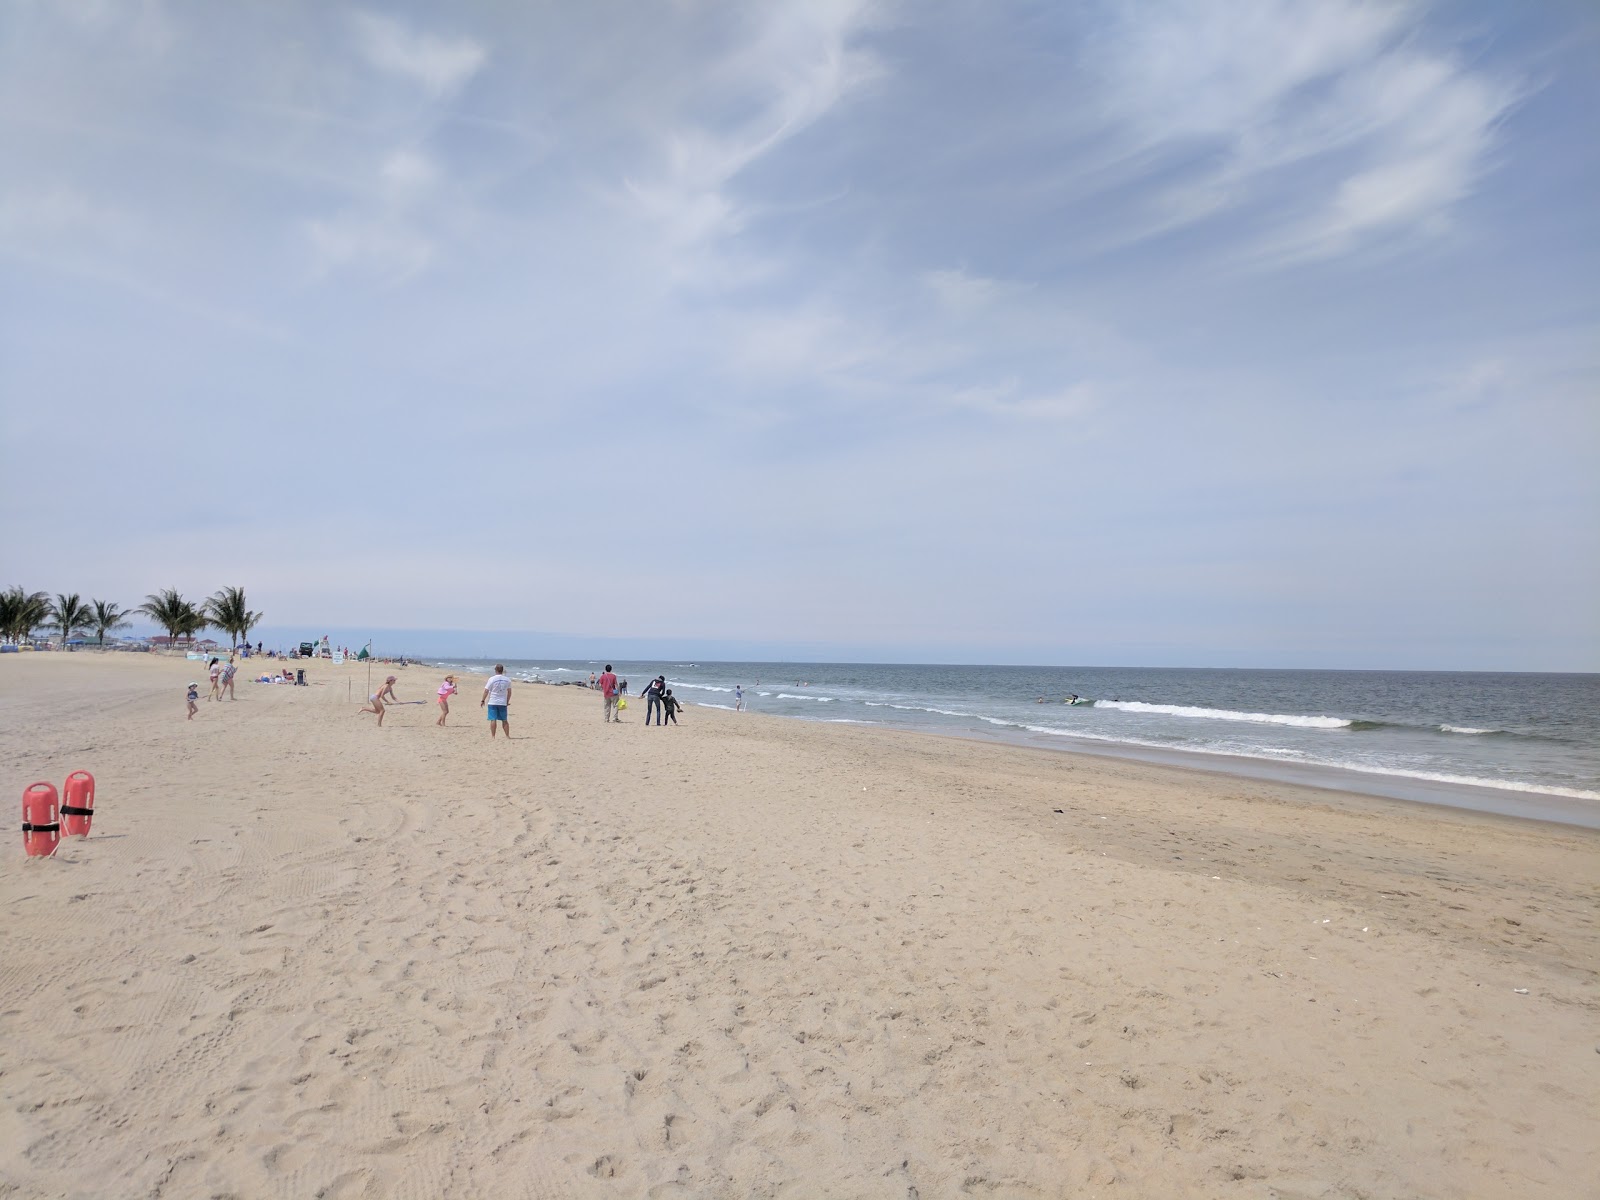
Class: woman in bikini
358,676,401,726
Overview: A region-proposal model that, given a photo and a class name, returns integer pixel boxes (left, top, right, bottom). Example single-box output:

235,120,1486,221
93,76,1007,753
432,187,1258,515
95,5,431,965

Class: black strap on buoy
22,821,61,834
61,806,93,817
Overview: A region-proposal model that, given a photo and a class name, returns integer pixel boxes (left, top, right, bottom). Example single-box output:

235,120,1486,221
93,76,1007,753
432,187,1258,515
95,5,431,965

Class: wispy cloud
946,379,1101,422
922,268,1010,313
0,184,136,248
350,12,487,97
1091,0,1517,261
304,213,434,281
2,0,1592,666
619,2,885,250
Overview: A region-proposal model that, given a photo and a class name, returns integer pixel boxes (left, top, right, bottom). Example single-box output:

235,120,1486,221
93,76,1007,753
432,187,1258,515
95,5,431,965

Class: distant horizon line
88,622,1598,676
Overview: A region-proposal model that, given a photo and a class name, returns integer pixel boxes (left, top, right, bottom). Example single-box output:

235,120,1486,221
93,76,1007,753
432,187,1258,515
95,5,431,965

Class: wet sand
1,651,1595,1198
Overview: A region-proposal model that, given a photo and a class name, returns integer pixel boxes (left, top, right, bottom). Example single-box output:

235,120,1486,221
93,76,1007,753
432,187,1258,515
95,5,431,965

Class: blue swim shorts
486,705,507,722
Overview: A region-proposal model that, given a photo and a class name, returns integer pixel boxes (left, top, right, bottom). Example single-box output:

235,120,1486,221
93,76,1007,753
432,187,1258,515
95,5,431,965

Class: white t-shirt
485,674,512,706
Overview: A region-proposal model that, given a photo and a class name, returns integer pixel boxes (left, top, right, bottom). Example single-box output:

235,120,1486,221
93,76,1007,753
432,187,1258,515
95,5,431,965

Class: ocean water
430,659,1600,827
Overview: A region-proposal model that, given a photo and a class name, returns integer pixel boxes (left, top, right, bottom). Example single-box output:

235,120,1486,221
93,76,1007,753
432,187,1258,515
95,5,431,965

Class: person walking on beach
640,675,666,725
598,664,619,723
662,689,683,725
186,681,199,720
436,674,458,726
482,665,512,738
221,656,238,700
207,657,223,702
734,684,744,712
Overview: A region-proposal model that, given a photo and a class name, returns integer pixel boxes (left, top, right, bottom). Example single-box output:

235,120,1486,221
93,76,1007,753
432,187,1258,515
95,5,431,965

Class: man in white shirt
481,665,513,739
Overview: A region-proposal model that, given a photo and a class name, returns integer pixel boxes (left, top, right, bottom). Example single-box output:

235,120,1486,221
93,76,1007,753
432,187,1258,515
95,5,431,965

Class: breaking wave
1094,700,1352,729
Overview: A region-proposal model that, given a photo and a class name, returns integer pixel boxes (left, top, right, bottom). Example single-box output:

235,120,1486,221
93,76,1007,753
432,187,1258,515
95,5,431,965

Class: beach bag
617,698,627,710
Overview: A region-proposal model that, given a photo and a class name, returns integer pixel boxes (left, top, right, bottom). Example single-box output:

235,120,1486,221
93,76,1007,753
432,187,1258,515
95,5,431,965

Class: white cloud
0,185,135,247
726,306,879,381
298,147,444,281
380,149,437,196
922,268,1006,312
619,1,885,249
1092,0,1516,260
304,214,433,282
1097,0,1406,140
351,12,486,96
1305,54,1509,250
946,379,1101,422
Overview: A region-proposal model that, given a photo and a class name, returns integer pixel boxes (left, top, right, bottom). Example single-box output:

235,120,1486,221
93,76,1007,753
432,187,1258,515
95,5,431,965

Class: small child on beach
663,689,682,725
186,681,199,720
436,675,458,726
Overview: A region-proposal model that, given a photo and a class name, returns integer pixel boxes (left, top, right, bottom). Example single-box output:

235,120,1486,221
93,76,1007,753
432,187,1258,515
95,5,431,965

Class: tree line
0,586,263,650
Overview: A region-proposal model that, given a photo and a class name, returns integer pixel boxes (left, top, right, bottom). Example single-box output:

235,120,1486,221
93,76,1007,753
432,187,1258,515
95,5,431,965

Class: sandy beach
0,651,1595,1199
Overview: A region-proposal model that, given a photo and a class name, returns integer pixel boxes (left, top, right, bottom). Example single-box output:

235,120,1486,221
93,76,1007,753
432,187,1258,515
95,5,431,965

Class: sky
1,0,1596,669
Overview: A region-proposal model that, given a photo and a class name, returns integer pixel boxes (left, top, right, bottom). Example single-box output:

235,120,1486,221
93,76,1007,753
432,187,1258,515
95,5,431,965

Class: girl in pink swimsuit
436,675,458,726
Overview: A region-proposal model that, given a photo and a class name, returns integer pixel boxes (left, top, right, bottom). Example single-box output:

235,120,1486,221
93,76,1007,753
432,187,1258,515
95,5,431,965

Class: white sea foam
1017,726,1600,801
1095,700,1352,729
671,682,734,693
777,693,834,701
1328,763,1600,801
1440,725,1494,735
865,701,968,717
695,702,736,711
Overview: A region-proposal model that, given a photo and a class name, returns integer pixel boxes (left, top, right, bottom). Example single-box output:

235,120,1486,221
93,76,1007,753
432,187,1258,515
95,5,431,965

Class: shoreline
428,655,1600,829
990,725,1600,830
2,651,1596,1197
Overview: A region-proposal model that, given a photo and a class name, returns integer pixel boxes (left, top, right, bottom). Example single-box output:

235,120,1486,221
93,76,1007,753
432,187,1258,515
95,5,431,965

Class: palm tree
90,599,130,647
137,589,198,649
0,588,20,642
204,586,263,650
49,593,95,648
176,602,207,648
239,607,263,647
1,587,52,643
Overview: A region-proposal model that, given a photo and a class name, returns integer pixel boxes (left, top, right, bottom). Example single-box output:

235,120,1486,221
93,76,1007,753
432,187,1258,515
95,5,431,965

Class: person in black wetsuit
662,689,682,725
642,675,666,725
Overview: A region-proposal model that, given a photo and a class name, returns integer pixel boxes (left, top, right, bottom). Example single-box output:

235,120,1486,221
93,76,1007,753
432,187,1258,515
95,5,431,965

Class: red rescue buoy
62,771,96,837
22,782,60,858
